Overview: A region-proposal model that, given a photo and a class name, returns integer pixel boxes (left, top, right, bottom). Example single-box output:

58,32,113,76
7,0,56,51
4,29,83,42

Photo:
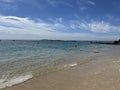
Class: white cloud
55,18,63,23
0,0,73,11
47,0,57,6
76,0,96,11
1,0,15,3
88,21,120,33
70,20,120,33
87,0,95,5
0,0,17,10
0,16,57,35
47,0,73,7
88,21,110,33
0,15,119,40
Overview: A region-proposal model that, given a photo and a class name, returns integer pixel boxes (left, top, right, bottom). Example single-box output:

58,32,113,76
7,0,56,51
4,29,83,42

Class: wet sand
5,46,120,90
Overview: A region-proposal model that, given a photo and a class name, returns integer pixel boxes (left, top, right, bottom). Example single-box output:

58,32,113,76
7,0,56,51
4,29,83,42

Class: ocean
0,40,114,89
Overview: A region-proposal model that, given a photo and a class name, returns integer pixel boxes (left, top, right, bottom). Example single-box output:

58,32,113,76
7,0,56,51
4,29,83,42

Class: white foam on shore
64,63,77,68
0,74,33,90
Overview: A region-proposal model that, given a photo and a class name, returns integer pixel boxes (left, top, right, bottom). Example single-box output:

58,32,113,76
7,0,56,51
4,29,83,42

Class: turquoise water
0,40,113,89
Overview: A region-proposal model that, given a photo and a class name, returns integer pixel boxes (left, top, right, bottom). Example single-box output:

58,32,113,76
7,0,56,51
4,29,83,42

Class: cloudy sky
0,0,120,40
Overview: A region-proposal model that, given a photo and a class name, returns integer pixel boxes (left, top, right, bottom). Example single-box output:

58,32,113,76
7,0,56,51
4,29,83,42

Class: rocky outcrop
91,39,120,45
114,40,120,44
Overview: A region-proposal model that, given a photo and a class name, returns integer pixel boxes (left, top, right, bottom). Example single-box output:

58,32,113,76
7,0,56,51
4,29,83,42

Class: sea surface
0,40,115,89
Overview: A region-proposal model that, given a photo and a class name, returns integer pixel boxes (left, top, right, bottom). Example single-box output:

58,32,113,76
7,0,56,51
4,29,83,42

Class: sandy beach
3,46,120,90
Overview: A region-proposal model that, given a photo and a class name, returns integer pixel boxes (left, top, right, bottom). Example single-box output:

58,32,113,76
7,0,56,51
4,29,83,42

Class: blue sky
0,0,120,40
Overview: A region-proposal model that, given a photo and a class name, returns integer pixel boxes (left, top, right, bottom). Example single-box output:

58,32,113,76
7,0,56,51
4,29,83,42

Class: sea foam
0,74,32,89
64,63,77,68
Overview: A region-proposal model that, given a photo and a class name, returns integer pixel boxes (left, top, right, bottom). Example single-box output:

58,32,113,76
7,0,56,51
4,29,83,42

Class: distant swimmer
75,45,77,47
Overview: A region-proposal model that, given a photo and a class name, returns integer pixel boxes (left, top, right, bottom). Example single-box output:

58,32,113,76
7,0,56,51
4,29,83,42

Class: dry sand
5,46,120,90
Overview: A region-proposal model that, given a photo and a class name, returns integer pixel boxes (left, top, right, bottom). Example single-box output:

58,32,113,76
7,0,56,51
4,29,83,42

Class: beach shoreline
4,46,120,90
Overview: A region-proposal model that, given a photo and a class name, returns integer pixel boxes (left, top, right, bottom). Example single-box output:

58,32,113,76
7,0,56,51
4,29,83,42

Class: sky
0,0,120,40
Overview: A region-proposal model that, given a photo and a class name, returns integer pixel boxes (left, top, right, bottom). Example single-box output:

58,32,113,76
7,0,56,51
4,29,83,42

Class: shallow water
0,40,115,89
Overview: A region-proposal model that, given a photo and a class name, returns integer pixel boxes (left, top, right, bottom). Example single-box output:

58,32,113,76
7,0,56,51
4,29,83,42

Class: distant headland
0,39,120,45
91,39,120,45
